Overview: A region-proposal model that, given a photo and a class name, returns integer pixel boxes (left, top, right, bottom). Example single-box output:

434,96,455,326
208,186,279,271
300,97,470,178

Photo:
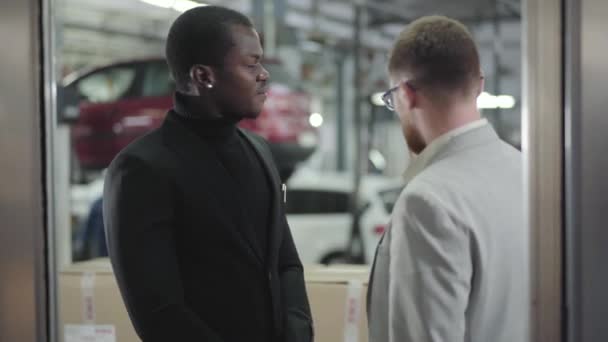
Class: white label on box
81,272,96,324
64,325,116,342
343,280,363,342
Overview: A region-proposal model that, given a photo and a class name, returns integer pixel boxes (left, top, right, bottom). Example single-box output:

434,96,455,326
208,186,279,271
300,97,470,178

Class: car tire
320,251,350,265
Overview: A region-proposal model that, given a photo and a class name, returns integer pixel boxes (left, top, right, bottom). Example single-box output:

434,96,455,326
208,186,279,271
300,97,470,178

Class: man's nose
258,66,270,81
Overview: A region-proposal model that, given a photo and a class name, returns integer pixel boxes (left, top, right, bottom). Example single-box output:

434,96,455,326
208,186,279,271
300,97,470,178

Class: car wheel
321,251,350,265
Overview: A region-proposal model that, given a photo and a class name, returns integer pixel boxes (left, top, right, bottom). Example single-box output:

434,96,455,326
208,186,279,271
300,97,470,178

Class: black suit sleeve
103,154,224,342
278,198,314,342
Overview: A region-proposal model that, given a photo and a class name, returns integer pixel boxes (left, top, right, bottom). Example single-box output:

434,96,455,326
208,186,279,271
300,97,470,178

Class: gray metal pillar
0,0,49,340
348,3,366,262
336,53,347,171
564,0,608,340
523,0,563,340
263,0,276,57
253,0,279,58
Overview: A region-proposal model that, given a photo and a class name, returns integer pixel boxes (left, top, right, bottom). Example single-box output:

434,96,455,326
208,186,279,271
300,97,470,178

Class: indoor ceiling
58,0,521,84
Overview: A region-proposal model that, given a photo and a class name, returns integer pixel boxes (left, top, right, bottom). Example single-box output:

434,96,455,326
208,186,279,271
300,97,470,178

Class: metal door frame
523,0,563,340
0,0,570,341
564,0,608,340
0,0,49,340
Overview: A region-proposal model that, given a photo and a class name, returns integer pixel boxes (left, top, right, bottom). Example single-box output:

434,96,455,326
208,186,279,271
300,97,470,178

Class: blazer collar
403,121,498,184
160,111,268,267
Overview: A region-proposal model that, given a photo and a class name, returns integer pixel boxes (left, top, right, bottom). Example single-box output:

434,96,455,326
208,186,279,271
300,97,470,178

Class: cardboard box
305,265,370,342
59,259,370,342
59,258,139,342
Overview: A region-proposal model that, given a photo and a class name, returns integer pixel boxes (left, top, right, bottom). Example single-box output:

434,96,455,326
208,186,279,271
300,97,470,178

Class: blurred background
51,0,521,266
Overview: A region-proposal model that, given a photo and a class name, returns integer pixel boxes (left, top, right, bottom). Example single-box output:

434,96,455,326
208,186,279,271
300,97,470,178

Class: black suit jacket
103,112,313,342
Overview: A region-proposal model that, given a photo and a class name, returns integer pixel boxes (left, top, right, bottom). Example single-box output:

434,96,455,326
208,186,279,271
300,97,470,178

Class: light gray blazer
368,124,529,342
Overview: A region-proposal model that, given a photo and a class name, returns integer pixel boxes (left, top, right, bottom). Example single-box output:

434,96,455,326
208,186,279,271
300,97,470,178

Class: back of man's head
389,16,481,105
165,6,253,92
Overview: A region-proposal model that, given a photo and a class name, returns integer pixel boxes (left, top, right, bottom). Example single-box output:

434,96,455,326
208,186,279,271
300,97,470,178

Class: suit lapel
238,129,283,266
160,113,265,267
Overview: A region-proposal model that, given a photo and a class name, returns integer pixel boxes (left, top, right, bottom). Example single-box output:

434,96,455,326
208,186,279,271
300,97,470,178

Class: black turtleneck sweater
172,92,271,260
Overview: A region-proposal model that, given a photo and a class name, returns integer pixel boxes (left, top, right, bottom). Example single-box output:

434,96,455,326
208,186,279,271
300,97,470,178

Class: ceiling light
496,95,516,109
173,0,204,12
371,92,384,107
477,92,516,109
139,0,173,8
309,113,324,128
369,149,387,170
139,0,207,12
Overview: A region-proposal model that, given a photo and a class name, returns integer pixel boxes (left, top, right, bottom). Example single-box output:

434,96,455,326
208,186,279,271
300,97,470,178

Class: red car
60,58,318,181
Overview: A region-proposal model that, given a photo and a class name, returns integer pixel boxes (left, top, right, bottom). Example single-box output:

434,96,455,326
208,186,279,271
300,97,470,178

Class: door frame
0,0,568,341
0,0,49,340
523,0,563,340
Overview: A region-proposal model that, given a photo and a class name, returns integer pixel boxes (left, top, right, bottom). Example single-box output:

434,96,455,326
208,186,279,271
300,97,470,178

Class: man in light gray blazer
368,16,528,342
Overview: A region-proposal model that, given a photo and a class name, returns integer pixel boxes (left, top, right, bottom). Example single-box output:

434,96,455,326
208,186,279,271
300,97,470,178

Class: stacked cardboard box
59,259,370,342
59,259,137,342
305,265,370,342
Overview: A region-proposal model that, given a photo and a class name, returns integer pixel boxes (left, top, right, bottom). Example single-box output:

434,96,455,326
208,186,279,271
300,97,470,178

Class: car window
142,62,174,97
286,190,350,214
76,67,136,103
378,187,402,213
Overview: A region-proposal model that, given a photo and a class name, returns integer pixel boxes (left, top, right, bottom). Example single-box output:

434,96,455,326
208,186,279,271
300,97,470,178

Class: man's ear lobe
189,65,216,88
477,76,485,96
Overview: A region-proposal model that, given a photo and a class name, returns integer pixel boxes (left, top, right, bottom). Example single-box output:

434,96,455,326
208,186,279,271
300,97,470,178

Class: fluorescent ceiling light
369,149,387,170
173,0,204,12
371,92,384,107
496,95,516,109
309,113,324,128
477,92,516,109
140,0,173,8
139,0,207,12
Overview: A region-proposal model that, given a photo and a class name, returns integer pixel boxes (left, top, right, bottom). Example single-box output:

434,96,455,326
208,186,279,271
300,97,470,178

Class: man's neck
422,102,481,143
174,91,227,121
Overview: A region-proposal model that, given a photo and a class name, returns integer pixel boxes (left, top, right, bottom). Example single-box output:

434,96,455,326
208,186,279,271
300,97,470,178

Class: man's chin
409,145,426,156
251,105,265,117
241,110,262,120
404,130,426,155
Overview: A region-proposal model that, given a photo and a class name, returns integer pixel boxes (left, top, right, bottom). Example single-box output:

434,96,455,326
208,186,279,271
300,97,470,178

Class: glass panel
47,0,526,341
76,67,136,103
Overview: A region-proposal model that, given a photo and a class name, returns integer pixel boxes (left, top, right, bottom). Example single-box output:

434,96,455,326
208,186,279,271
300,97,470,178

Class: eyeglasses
381,80,414,111
381,84,400,111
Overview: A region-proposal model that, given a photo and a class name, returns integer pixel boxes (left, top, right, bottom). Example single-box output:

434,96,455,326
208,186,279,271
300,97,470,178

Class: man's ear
189,64,216,89
400,81,417,109
477,74,485,96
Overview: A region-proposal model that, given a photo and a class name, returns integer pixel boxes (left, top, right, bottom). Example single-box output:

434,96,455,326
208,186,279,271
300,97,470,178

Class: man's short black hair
165,6,253,92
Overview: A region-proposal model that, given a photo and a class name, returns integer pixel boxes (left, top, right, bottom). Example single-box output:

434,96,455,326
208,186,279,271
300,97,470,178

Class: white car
286,169,404,264
70,169,404,265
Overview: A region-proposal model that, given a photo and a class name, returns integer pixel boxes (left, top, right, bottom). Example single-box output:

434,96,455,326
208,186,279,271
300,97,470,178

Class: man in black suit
103,6,313,342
